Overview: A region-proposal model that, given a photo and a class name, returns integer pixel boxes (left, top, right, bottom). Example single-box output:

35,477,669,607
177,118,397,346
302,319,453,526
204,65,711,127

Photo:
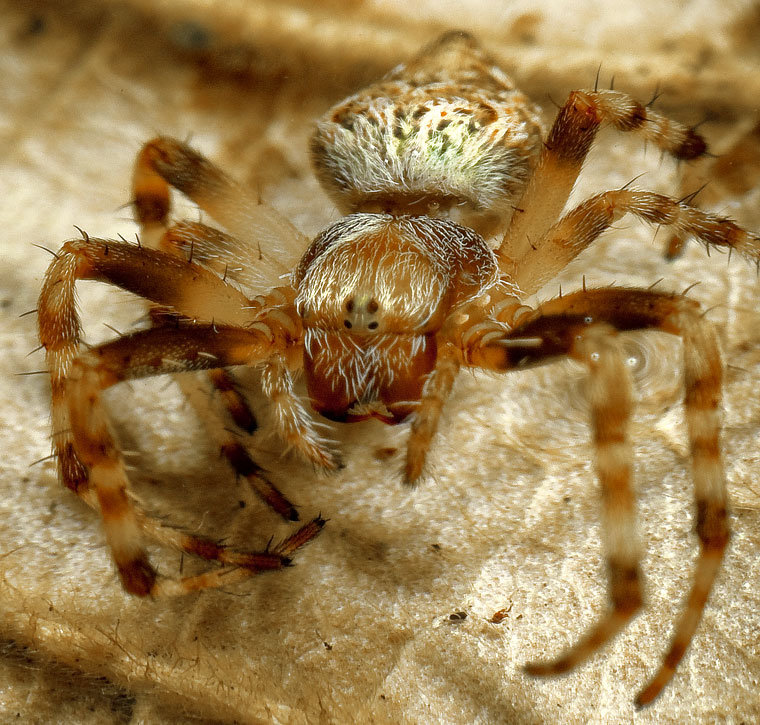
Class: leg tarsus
152,515,325,596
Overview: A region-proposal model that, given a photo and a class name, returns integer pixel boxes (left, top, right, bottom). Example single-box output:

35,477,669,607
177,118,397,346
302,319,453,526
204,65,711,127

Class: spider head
293,213,497,423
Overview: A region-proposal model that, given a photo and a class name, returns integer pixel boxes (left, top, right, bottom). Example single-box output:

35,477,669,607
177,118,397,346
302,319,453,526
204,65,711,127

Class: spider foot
138,516,326,597
523,606,636,680
523,652,577,678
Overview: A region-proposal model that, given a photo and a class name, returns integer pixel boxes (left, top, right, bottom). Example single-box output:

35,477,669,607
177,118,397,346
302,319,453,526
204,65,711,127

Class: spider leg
134,143,325,496
43,236,254,326
666,119,760,259
498,89,706,274
38,239,326,593
522,323,643,676
153,516,326,596
405,341,460,483
160,220,274,291
467,288,728,706
261,355,338,469
43,236,325,518
65,325,321,596
65,323,322,596
38,235,245,490
509,188,760,295
133,136,307,272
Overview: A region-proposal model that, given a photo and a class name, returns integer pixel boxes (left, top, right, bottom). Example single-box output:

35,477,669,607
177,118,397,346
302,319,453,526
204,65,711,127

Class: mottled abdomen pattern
310,32,544,233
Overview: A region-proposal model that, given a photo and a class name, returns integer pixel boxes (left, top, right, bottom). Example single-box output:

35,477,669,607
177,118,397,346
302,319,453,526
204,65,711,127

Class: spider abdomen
310,32,543,233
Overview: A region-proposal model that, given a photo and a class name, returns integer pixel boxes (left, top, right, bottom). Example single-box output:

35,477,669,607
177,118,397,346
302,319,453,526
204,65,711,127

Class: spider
37,31,760,707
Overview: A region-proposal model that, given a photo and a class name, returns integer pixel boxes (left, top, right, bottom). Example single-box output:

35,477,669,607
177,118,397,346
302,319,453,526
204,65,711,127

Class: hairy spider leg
51,319,323,595
467,288,728,707
133,140,337,502
667,120,760,259
404,341,461,483
498,88,707,283
160,220,279,293
40,236,251,493
133,137,306,277
39,237,325,594
510,188,760,295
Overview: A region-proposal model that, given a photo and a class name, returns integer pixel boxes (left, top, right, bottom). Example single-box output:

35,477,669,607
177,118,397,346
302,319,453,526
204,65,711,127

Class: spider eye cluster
343,295,381,333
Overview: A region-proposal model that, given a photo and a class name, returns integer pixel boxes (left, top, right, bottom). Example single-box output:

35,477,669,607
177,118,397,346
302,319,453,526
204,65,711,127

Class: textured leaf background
1,1,759,722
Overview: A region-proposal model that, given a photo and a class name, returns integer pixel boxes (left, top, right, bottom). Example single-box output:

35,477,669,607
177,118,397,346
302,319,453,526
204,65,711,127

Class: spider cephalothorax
38,31,760,706
296,213,500,422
